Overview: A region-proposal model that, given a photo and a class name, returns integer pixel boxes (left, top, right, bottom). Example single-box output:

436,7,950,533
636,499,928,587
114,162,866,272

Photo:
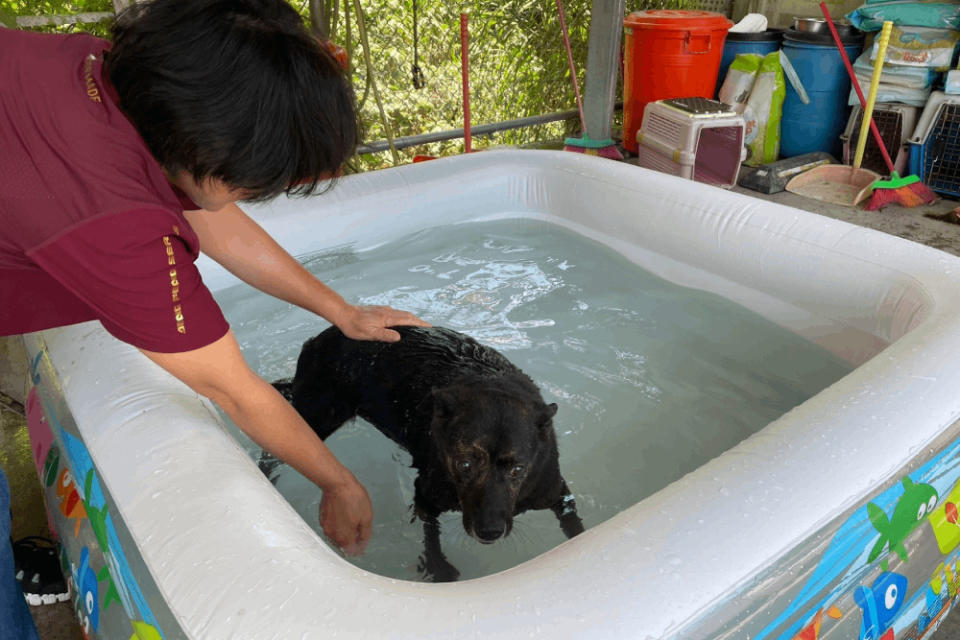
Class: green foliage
326,0,688,170
4,0,690,171
327,0,593,170
0,6,17,27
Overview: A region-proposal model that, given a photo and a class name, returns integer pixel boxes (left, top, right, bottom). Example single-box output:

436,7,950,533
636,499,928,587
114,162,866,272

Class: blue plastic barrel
715,30,782,97
780,32,864,158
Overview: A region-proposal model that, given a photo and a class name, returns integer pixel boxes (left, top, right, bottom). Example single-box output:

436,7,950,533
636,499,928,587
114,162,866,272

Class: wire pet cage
841,103,918,177
909,92,960,199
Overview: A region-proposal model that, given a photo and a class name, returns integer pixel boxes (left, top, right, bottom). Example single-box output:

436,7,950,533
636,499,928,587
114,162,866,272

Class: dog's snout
476,524,506,543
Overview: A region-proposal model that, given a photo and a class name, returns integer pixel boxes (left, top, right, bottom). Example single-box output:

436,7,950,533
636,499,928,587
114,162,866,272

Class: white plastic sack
730,13,767,33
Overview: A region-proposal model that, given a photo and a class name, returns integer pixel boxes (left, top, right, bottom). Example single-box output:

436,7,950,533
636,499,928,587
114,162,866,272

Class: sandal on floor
12,536,70,606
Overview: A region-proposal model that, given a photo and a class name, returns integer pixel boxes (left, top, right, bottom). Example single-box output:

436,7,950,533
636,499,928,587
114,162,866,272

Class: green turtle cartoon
868,476,938,570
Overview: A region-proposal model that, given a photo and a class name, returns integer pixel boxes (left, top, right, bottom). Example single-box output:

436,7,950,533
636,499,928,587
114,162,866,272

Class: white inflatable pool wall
25,151,960,639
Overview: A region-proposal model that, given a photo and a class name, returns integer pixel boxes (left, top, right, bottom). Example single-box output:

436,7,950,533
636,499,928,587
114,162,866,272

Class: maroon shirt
0,30,228,352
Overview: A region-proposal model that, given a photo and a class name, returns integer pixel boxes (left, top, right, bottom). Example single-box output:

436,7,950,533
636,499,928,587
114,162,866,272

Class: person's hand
319,476,374,556
335,304,430,342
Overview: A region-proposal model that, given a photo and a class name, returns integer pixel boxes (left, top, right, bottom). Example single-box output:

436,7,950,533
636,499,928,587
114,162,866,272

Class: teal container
780,32,864,158
715,30,782,98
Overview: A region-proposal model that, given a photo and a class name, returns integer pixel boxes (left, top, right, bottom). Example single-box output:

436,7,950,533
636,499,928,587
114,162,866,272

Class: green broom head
563,134,617,149
871,172,920,190
563,134,623,160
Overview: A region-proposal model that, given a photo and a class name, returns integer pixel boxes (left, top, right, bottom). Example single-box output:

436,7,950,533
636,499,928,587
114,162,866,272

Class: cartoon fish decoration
854,571,907,640
867,476,938,568
56,469,87,538
43,445,60,488
793,609,823,640
72,547,100,634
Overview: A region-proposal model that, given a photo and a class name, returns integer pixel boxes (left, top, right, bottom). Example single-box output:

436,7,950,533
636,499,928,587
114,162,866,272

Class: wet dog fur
268,325,584,581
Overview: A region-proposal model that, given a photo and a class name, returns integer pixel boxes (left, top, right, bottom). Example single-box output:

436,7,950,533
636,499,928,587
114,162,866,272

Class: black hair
105,0,357,201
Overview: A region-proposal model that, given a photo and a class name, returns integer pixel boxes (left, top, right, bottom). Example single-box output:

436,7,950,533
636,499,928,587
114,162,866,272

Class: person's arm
184,204,429,342
139,330,372,555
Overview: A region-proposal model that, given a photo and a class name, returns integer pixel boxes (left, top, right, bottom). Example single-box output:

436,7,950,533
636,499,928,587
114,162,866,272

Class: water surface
214,217,853,581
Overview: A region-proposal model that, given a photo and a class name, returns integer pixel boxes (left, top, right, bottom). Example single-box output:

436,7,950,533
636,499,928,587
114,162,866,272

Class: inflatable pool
22,150,960,639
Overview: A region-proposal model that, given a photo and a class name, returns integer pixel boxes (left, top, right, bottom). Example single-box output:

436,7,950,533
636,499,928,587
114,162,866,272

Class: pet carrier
635,97,746,189
908,91,960,198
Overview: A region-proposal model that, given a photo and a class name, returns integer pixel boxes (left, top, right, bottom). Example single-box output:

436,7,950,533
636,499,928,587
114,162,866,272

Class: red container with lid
622,10,733,154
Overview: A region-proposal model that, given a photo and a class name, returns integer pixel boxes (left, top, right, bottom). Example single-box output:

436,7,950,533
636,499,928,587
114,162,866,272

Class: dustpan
786,17,893,207
784,164,880,206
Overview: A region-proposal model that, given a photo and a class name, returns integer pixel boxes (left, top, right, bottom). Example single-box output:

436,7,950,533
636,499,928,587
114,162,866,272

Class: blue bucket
715,30,782,98
780,32,864,158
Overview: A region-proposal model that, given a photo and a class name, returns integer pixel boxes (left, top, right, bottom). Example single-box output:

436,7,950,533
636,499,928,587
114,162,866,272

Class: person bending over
0,0,428,558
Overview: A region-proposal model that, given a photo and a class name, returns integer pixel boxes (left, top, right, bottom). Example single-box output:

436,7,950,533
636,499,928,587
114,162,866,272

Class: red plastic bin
622,10,733,154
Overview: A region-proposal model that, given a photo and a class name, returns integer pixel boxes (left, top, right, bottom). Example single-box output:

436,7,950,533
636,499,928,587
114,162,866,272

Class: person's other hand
336,304,430,342
319,476,374,556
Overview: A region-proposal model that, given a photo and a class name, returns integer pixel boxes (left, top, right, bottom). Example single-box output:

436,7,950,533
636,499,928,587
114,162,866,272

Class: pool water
214,217,853,581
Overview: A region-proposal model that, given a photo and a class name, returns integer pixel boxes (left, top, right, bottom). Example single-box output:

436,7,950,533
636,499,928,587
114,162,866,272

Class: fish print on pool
751,429,960,640
26,346,186,640
868,478,938,570
854,571,907,640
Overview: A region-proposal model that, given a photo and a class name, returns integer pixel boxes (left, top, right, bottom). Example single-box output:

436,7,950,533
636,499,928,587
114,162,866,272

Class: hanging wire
412,0,425,89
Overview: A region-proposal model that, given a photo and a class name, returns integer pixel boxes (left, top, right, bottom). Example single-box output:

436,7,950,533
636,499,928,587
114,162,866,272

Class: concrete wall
732,0,864,27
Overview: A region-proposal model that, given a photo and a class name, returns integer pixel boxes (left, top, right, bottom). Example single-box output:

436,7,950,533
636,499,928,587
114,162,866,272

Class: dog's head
430,382,559,544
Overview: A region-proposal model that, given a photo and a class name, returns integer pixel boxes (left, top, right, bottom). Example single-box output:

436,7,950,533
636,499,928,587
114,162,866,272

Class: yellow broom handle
855,21,892,169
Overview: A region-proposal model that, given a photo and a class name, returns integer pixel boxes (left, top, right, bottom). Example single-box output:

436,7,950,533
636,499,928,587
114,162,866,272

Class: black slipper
12,536,70,606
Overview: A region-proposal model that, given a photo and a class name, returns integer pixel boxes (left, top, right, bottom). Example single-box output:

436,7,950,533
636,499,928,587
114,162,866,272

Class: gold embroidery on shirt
174,304,186,334
169,267,181,302
172,225,180,235
162,236,185,333
83,55,102,104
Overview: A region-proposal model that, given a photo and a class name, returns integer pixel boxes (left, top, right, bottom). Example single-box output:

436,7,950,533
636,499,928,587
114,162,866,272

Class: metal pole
355,109,584,155
582,0,625,141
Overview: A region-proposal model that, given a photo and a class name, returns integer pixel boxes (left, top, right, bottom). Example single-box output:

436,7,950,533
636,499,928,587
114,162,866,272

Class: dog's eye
509,465,525,479
455,459,472,474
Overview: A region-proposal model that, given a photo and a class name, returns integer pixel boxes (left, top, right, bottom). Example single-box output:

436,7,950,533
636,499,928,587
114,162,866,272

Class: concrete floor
1,177,959,639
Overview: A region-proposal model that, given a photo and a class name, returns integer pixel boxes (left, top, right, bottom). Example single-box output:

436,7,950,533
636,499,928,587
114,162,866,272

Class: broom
556,0,622,159
820,4,937,209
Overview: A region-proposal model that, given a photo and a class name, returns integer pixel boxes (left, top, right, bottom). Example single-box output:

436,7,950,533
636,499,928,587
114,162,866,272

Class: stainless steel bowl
792,16,855,37
793,17,829,33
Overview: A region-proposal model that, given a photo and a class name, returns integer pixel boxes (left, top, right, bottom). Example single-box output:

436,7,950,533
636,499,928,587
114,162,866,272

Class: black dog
269,325,584,581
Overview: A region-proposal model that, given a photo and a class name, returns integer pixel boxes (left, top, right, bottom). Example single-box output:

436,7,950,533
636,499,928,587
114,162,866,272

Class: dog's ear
535,403,558,441
539,402,558,427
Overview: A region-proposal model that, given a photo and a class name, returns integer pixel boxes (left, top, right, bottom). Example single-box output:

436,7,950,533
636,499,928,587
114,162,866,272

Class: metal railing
357,108,580,154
